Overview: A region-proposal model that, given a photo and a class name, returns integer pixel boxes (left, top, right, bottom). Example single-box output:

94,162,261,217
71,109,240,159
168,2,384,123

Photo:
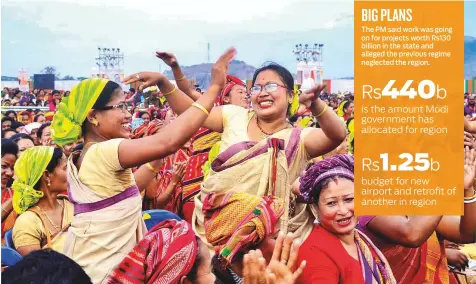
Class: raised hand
123,72,165,92
171,161,187,183
155,51,179,68
210,47,237,89
298,84,326,107
243,232,306,284
464,146,476,190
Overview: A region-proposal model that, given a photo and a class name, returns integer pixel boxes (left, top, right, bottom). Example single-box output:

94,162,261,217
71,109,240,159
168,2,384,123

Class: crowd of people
0,47,475,284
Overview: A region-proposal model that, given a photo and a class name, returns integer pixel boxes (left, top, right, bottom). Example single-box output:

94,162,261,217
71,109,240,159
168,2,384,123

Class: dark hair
81,81,121,136
12,121,25,130
11,133,34,144
52,90,60,95
2,249,92,284
1,129,17,139
33,147,63,191
139,112,149,119
2,117,14,124
186,237,202,281
5,110,17,119
343,101,352,110
252,62,294,92
34,114,45,122
37,122,51,139
129,88,136,93
312,176,352,203
1,138,19,157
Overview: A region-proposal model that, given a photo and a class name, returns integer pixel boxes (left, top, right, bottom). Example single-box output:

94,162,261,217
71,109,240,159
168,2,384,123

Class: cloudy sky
1,0,475,78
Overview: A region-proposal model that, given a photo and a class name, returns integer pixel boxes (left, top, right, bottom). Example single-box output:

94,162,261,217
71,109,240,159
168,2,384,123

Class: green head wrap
12,146,55,214
51,78,108,146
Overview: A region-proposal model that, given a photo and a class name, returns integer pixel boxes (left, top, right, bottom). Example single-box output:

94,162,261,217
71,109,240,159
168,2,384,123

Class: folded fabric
202,192,284,264
107,219,197,284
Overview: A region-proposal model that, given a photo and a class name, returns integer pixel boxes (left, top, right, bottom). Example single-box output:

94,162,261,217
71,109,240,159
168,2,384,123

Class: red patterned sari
1,189,17,245
143,149,190,214
358,216,461,284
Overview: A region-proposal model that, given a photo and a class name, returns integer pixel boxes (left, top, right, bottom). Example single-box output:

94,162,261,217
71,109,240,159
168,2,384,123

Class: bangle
464,191,476,200
464,198,476,204
192,102,209,115
176,75,186,81
164,85,177,96
315,104,328,118
145,162,160,174
2,208,8,214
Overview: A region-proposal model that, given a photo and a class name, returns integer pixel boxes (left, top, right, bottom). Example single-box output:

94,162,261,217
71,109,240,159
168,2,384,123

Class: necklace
37,200,64,233
256,117,291,138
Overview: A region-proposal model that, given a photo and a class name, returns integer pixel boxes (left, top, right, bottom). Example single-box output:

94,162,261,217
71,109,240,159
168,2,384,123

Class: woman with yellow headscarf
51,48,235,283
337,100,354,122
11,146,73,256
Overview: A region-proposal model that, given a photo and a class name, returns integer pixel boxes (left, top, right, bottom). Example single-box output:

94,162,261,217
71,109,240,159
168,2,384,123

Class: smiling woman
50,47,234,283
294,155,396,284
127,58,346,278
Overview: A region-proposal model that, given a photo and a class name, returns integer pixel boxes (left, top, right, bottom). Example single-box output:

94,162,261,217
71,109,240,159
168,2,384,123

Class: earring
91,119,98,126
47,180,51,187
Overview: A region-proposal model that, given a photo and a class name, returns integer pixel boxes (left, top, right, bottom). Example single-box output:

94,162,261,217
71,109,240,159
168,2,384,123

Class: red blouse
297,225,365,284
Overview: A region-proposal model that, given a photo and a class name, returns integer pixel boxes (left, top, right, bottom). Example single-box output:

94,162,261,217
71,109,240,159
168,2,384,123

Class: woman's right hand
210,47,237,89
155,51,179,68
171,161,187,183
123,72,165,92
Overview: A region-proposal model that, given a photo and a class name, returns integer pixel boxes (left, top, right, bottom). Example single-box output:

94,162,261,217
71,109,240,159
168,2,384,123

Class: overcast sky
1,0,475,78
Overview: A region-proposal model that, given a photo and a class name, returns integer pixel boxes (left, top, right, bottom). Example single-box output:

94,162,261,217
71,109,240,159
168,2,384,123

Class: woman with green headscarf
51,48,235,283
11,146,73,256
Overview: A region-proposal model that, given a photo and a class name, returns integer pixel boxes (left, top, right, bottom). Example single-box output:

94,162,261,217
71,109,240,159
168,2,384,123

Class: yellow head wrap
337,100,348,117
298,117,313,128
12,146,54,214
51,79,108,146
347,118,354,154
288,85,300,117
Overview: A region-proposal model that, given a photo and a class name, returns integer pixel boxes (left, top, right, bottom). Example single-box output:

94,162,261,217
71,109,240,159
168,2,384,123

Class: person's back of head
2,249,92,284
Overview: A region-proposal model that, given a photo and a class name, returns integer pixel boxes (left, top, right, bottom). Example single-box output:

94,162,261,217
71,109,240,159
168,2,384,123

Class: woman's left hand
123,72,165,92
297,84,326,115
464,146,476,190
243,232,306,284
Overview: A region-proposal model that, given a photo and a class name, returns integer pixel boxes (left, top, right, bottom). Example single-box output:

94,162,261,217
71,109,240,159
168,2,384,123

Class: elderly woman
1,139,19,245
12,146,72,256
51,48,235,283
126,61,347,250
295,155,396,284
357,147,476,284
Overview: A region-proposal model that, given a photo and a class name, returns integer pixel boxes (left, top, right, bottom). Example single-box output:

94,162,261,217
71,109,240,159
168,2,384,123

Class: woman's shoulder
13,210,43,232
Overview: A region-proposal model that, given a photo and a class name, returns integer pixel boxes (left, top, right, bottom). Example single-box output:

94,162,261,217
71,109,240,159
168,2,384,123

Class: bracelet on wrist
145,162,160,174
164,85,177,96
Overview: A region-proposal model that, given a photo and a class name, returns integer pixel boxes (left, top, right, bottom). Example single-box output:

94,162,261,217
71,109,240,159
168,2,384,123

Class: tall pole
207,42,210,63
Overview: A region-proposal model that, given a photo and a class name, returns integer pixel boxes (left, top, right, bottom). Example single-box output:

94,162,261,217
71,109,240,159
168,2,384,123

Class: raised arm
124,60,225,133
436,147,476,244
156,51,202,101
301,85,347,158
119,48,235,169
366,216,443,248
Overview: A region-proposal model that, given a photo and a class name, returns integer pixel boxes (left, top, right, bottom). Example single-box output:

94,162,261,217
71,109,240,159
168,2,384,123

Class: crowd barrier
1,106,49,113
